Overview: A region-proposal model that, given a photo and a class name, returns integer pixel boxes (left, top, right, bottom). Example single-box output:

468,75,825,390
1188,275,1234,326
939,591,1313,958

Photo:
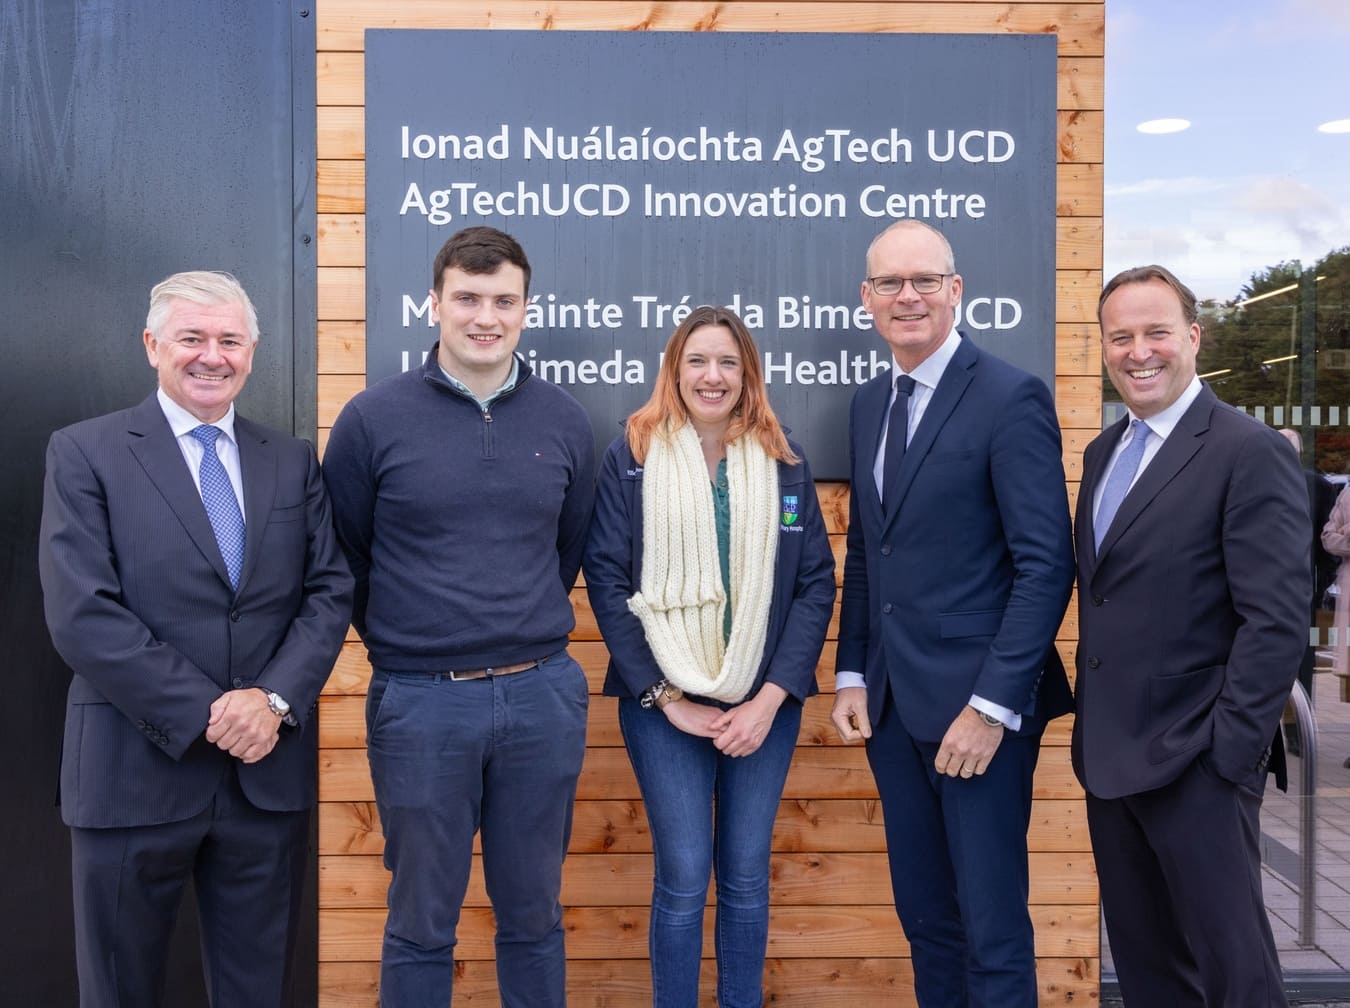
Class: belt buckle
447,667,485,682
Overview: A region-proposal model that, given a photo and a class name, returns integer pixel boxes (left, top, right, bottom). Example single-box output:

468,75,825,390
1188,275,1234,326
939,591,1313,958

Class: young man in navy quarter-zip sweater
324,226,596,1008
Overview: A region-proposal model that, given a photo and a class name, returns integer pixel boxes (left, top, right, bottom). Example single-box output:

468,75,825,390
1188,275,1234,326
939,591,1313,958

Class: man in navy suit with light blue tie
831,221,1074,1007
39,271,353,1007
1075,266,1308,1006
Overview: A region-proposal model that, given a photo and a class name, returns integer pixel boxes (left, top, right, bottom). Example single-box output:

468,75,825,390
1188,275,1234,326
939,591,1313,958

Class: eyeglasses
866,274,953,296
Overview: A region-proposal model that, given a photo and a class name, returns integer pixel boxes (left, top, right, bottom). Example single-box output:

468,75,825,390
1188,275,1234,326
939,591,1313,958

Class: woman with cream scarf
584,306,836,1007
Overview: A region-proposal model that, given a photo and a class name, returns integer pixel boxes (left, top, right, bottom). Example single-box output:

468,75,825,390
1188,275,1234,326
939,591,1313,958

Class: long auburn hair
626,305,797,465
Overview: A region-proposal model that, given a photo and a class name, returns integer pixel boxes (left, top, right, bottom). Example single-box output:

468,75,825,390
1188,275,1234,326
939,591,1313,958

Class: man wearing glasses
832,220,1074,1006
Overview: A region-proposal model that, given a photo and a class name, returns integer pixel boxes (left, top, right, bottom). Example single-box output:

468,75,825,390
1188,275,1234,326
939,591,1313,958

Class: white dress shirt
157,388,247,521
1091,376,1203,523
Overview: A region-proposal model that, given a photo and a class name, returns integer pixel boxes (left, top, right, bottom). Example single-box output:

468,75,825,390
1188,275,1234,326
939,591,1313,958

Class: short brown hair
431,226,531,296
1098,265,1198,327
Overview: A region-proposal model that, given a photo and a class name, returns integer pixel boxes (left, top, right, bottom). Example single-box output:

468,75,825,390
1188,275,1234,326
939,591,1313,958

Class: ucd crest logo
781,495,799,526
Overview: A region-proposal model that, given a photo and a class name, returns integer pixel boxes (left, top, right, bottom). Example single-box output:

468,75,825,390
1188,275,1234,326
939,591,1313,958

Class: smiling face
430,263,527,395
677,324,743,437
862,224,962,372
1100,278,1201,419
143,298,256,423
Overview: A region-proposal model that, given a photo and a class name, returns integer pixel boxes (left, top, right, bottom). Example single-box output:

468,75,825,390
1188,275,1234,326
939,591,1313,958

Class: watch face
269,692,291,714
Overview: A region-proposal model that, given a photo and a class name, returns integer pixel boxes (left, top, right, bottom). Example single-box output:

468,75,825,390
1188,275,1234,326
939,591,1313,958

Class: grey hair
865,220,956,277
145,271,259,343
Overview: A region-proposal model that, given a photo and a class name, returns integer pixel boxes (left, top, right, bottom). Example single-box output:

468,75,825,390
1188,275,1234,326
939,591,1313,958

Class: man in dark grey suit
39,271,353,1007
1075,265,1310,1007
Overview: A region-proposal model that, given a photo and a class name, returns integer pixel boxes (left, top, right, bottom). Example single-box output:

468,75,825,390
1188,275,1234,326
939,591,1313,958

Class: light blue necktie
189,425,245,588
1094,419,1150,551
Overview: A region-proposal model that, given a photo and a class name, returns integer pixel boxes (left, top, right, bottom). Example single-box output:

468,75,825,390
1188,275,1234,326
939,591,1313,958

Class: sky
1106,0,1350,301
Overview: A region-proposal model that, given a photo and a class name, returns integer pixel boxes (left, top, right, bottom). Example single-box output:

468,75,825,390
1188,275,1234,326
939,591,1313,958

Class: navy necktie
1094,419,1151,551
882,375,916,512
189,425,245,588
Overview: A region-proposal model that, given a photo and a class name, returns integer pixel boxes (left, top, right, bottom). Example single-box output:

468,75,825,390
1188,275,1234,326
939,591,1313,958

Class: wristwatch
639,680,684,710
972,707,1003,729
259,688,296,725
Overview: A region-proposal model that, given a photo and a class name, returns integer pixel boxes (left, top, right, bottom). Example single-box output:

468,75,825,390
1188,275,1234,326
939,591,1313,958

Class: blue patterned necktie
882,375,917,511
1094,419,1151,551
189,425,245,588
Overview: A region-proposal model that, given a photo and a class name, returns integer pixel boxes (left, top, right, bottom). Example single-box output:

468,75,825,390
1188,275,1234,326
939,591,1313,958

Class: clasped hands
664,681,789,758
205,688,283,764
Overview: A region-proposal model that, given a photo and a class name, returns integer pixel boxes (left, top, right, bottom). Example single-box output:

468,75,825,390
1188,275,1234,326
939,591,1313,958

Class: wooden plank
320,956,1100,1007
1056,217,1102,272
1057,161,1103,217
318,214,365,267
1057,56,1103,110
318,266,365,321
1057,109,1104,164
320,690,1074,749
320,903,1095,961
319,796,1091,856
1056,321,1100,376
318,321,366,374
317,3,1105,56
319,373,367,428
318,160,364,213
320,849,1095,909
1056,269,1103,324
318,744,1083,803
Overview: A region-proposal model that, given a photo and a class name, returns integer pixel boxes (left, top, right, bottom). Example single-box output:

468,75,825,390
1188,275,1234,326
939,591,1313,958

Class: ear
143,328,160,368
948,273,963,304
429,289,442,324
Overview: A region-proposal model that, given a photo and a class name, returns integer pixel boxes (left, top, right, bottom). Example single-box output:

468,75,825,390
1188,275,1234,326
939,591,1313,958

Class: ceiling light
1137,118,1191,134
1318,119,1350,134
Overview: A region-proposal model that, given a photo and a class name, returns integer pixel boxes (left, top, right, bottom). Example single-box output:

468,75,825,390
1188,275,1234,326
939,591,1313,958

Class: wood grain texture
315,3,1105,1004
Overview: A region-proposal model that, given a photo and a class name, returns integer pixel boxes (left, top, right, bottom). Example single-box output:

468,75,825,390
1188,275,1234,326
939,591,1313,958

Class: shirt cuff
969,695,1021,731
835,671,867,691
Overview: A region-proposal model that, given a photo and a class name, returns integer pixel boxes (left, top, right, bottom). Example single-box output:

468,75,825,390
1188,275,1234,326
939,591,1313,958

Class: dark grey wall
0,0,316,1001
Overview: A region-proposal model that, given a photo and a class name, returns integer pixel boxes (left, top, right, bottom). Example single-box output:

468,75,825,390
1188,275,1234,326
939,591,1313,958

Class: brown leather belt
447,658,541,682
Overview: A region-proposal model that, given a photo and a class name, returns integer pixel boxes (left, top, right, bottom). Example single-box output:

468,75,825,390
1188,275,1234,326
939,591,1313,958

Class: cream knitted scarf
627,422,780,703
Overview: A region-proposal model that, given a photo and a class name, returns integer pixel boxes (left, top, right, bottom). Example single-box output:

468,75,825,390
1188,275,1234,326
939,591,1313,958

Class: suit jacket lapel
236,416,277,595
856,376,889,527
884,337,976,524
126,395,235,590
1078,416,1127,577
1095,391,1212,561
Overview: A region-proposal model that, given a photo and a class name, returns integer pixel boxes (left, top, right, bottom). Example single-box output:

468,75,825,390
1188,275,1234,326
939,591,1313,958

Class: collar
1123,375,1202,441
894,328,961,390
436,352,521,405
156,388,238,443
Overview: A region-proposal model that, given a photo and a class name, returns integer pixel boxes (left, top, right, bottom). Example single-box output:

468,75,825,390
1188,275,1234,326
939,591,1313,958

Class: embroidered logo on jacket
781,495,799,526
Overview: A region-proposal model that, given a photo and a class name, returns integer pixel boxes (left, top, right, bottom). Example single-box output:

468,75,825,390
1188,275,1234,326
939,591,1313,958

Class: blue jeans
618,696,802,1008
366,651,589,1007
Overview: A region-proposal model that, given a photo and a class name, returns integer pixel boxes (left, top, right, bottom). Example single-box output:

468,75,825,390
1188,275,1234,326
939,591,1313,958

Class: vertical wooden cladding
316,2,1104,1005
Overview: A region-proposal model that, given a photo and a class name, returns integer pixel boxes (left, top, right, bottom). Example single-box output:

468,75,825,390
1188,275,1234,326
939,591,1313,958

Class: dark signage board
365,30,1056,477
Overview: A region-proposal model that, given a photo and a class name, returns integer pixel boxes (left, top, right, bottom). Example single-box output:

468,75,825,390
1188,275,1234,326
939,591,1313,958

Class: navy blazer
1073,385,1310,799
836,335,1074,740
584,435,836,703
39,395,354,828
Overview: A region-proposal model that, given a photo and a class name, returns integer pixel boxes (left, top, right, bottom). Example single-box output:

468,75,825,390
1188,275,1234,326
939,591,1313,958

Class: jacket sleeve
762,452,837,702
835,395,871,679
975,375,1075,709
252,442,354,725
583,440,661,698
39,428,221,760
1210,427,1311,782
321,400,376,639
556,411,597,593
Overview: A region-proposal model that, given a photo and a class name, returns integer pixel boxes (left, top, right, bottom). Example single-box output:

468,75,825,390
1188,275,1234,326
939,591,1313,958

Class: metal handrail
1287,677,1317,947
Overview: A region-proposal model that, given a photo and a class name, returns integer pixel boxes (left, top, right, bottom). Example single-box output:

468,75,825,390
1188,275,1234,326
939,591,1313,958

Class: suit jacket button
882,603,894,614
232,677,245,689
880,545,892,556
230,610,242,622
1087,657,1101,669
1092,594,1103,606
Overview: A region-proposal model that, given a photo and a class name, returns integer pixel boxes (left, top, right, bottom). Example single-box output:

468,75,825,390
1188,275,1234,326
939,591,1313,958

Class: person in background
1277,427,1337,755
39,270,353,1007
1075,265,1309,1007
584,305,836,1007
831,220,1075,1007
323,226,596,1007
